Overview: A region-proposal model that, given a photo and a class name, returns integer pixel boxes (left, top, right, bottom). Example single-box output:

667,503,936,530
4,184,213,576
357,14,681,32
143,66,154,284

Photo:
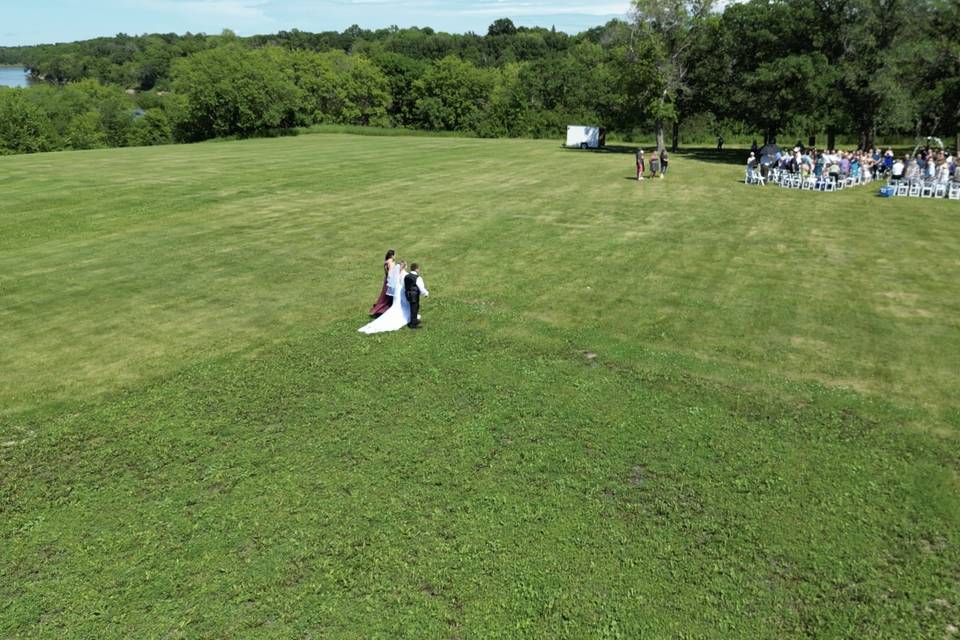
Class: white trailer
565,125,605,149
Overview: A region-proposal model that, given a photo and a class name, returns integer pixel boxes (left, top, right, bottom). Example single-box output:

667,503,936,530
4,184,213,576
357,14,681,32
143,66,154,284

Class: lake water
0,67,31,88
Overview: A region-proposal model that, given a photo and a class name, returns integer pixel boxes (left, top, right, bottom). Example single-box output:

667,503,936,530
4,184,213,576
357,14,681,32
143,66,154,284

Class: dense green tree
270,48,391,126
366,49,427,124
127,109,173,146
910,0,960,151
708,0,826,143
0,89,53,154
171,45,302,140
631,0,716,152
487,19,518,38
411,56,495,131
66,110,108,149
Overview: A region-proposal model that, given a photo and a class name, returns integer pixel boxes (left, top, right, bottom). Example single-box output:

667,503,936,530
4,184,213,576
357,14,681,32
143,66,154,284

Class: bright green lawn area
1,134,958,638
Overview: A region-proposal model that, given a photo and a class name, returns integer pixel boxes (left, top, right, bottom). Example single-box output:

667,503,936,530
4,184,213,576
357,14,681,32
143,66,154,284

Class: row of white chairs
745,168,876,191
888,178,960,199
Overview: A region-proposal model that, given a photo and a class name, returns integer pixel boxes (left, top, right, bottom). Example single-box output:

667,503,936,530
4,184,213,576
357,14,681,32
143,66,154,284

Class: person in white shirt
891,158,905,180
403,263,429,329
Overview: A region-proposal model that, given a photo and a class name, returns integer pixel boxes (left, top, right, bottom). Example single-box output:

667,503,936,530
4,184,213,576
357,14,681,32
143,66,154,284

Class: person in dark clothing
660,149,669,177
403,263,429,329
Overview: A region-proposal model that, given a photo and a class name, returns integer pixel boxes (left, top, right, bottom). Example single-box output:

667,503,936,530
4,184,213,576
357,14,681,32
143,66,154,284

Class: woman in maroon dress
368,249,396,316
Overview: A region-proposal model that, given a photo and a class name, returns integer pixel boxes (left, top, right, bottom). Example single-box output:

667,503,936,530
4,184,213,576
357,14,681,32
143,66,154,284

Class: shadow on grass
672,147,749,166
563,144,749,167
561,144,638,155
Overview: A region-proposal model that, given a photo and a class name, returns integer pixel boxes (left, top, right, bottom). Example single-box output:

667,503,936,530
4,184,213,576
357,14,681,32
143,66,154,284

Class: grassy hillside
1,134,958,638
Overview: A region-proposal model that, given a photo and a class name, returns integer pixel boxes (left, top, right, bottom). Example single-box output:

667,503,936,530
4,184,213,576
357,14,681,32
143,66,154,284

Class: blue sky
1,1,631,46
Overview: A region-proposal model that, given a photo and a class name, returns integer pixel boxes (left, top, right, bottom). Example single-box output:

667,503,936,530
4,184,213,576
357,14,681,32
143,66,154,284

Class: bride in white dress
358,262,411,334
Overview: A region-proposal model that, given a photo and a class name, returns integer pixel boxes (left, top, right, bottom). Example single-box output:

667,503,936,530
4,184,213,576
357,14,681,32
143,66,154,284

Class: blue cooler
879,185,895,197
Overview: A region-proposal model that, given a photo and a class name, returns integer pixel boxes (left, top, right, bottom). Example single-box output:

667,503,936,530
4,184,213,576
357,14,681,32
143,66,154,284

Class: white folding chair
835,177,845,191
909,182,922,197
921,181,934,198
895,181,908,196
933,182,948,198
948,183,960,200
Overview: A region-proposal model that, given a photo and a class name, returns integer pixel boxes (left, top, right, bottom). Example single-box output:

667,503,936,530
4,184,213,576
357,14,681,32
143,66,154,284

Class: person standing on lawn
404,263,429,329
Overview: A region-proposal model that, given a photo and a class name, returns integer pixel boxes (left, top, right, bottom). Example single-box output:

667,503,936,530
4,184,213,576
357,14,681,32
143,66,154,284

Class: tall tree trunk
827,126,836,150
656,118,665,154
955,131,959,157
858,118,874,150
671,121,679,151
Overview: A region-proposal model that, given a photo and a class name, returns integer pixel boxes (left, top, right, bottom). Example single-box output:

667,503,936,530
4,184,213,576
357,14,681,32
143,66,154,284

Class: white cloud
457,3,630,16
131,0,273,25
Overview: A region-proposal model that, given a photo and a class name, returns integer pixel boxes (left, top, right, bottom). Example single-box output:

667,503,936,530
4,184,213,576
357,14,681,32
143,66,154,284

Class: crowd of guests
888,148,959,183
746,143,960,186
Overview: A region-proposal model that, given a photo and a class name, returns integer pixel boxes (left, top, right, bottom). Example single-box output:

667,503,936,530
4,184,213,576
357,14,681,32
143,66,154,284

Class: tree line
0,0,957,156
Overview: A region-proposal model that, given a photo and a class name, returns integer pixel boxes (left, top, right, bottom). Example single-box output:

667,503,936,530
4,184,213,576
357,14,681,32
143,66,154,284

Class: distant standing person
649,152,660,178
635,148,645,181
659,149,669,178
717,136,724,151
404,263,429,329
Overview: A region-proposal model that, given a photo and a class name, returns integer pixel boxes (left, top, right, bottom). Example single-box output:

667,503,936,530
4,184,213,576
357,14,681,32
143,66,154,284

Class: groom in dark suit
403,263,429,329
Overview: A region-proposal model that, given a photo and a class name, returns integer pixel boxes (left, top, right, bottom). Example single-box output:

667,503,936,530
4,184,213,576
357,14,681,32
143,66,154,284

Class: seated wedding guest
892,156,905,179
840,153,851,177
850,156,861,178
828,160,841,182
905,158,921,179
936,159,951,183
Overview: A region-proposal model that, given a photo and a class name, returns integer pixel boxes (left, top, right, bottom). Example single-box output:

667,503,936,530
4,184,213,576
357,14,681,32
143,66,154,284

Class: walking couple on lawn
359,249,430,334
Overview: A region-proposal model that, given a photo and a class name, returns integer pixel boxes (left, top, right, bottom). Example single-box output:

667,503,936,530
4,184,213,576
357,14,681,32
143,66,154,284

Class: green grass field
2,134,959,638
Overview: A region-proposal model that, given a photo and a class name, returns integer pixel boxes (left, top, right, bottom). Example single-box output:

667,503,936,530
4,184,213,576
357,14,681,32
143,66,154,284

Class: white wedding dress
358,265,411,334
